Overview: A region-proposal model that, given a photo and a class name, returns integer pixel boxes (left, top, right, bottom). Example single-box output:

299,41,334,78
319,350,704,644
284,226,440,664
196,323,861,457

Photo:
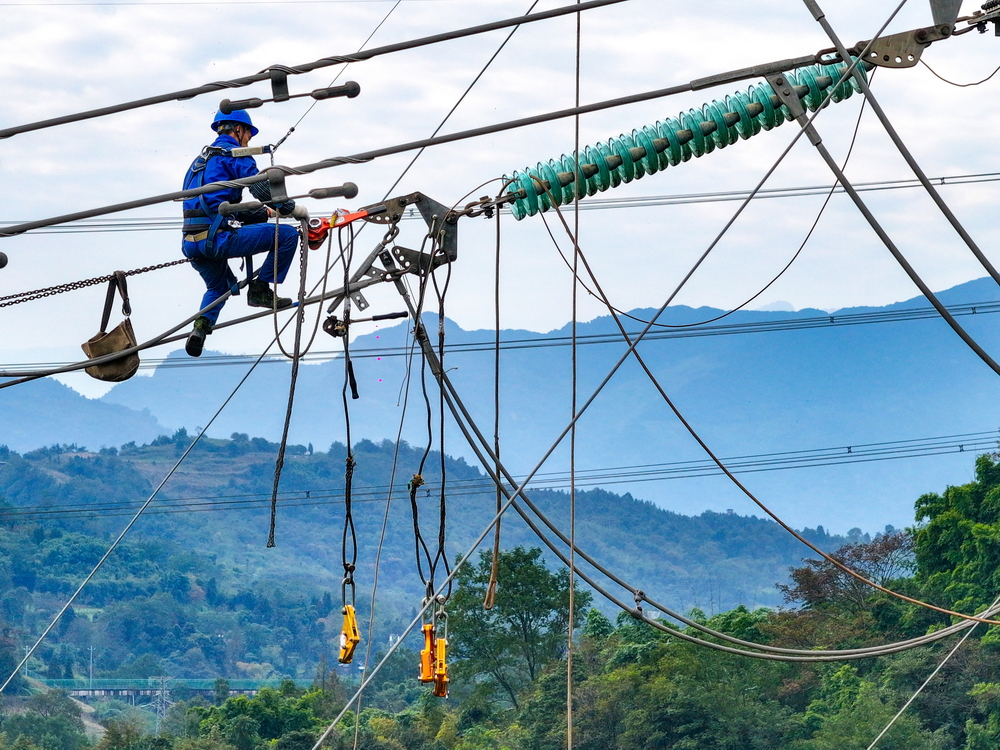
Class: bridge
37,678,313,702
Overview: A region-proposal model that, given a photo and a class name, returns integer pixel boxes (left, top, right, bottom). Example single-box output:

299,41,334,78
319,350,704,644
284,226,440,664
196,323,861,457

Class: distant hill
3,277,1000,532
0,377,167,451
103,276,1000,531
0,437,859,640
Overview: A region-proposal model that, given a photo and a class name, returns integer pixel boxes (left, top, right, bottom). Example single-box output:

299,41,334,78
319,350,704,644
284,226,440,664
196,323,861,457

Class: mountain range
3,277,1000,532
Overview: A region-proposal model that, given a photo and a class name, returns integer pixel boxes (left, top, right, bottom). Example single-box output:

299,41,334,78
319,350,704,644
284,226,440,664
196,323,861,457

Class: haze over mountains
4,277,1000,532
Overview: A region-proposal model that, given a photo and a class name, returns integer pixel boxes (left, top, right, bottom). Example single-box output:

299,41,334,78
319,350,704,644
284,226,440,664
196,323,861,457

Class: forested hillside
5,454,1000,747
0,434,856,684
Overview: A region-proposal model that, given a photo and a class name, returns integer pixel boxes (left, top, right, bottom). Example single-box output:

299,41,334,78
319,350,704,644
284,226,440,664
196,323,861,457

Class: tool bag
81,271,140,382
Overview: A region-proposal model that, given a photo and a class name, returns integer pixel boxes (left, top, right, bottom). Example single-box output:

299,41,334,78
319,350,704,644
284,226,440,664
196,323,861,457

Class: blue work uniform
181,133,299,325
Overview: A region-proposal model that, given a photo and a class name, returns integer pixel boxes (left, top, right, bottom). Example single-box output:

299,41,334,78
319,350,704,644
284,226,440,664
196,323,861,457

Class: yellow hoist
339,604,360,664
419,606,449,697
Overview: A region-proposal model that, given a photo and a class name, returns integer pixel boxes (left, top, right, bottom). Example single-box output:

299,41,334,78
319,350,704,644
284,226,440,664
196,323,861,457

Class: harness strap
184,146,255,290
99,271,131,333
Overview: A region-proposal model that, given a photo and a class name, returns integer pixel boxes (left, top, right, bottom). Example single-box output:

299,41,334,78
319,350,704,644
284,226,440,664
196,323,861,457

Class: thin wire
484,195,502,610
2,429,995,521
380,0,541,199
567,3,581,747
865,595,1000,748
543,185,1000,626
272,0,402,154
807,1,1000,298
0,0,626,141
919,57,1000,86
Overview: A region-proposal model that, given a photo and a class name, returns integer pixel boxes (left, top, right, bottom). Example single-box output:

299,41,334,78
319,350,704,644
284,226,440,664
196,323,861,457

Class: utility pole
89,646,94,689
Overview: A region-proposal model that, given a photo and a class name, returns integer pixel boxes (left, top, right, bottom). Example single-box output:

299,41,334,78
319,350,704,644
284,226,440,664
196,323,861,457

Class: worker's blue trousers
184,223,299,325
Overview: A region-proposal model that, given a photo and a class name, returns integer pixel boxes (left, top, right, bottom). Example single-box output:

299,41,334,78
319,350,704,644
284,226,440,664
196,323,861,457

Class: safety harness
182,146,254,286
182,146,232,250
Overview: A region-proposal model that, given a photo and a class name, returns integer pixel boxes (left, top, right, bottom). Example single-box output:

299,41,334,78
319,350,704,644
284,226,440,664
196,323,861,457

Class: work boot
185,316,212,358
247,279,292,310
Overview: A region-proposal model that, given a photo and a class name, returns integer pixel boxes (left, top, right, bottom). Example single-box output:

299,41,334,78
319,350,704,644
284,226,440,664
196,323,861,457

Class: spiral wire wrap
505,60,865,219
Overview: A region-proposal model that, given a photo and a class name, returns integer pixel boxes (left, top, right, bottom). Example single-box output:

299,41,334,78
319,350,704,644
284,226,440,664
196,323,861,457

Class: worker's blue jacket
181,133,273,257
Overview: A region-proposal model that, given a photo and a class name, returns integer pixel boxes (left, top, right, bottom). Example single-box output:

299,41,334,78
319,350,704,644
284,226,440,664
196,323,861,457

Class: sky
3,0,1000,530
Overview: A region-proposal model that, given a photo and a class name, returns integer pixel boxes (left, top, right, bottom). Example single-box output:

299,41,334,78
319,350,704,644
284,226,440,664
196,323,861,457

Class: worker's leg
188,256,237,326
218,223,299,284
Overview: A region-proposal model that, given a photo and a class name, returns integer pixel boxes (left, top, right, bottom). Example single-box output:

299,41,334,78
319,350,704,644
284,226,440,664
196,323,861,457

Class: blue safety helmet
211,108,259,137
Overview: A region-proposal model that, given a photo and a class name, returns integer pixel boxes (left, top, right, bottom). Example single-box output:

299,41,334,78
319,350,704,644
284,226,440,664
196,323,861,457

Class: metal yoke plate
859,24,951,68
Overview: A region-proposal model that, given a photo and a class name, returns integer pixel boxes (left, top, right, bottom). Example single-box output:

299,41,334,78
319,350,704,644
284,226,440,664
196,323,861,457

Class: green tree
0,691,88,750
448,547,591,709
213,679,230,707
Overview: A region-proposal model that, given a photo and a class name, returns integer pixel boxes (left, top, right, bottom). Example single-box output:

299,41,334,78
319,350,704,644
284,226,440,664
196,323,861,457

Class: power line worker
181,109,299,357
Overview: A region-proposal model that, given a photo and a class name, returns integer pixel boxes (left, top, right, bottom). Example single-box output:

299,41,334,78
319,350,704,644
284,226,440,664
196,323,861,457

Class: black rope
430,241,454,601
267,222,310,547
408,253,437,595
339,225,359,588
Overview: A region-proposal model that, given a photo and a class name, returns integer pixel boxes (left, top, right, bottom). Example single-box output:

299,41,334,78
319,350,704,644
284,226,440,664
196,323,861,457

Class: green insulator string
504,60,866,219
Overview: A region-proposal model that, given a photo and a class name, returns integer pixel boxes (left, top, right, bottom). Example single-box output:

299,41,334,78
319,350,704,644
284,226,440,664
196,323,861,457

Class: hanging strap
99,271,131,334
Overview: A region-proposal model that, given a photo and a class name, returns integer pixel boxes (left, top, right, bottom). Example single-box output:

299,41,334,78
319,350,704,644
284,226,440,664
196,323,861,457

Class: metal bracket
414,194,458,262
361,193,422,225
930,0,963,29
361,192,459,262
391,245,450,274
351,291,370,311
764,73,822,146
856,24,951,68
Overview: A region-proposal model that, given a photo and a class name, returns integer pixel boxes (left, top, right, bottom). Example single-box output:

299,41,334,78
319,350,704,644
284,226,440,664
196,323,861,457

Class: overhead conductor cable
0,0,628,140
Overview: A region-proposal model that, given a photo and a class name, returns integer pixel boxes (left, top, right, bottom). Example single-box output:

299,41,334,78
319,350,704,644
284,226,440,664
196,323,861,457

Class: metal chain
0,258,191,308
